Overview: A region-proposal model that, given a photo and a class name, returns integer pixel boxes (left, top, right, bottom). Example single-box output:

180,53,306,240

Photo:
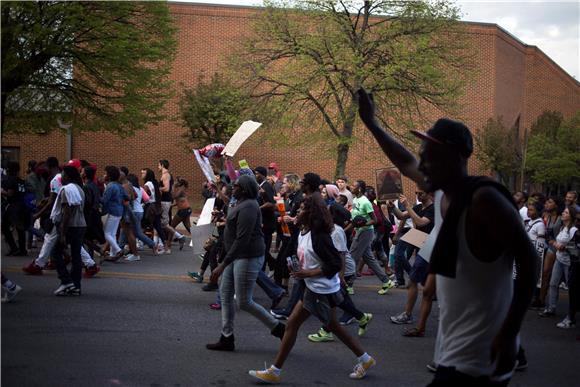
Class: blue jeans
547,260,570,311
119,212,156,249
256,270,284,300
219,255,279,336
394,239,415,285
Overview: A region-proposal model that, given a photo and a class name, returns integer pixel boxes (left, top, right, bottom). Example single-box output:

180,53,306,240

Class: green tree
230,0,471,177
179,73,253,147
1,1,177,136
526,111,580,190
475,116,519,187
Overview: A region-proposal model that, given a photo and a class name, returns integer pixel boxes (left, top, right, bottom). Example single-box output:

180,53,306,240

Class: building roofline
168,1,578,85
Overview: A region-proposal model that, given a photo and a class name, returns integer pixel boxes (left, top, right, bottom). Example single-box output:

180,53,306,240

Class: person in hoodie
206,174,285,351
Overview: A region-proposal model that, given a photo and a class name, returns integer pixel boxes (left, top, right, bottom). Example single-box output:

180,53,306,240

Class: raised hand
357,88,379,130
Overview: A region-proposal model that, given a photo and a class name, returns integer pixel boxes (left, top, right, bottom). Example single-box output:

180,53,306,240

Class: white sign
197,198,216,226
221,120,262,157
193,149,216,183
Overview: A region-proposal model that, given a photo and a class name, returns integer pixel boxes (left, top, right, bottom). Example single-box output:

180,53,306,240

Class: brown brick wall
3,3,579,210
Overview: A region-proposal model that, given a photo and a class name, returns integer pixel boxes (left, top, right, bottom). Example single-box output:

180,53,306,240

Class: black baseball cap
253,166,268,177
411,118,473,158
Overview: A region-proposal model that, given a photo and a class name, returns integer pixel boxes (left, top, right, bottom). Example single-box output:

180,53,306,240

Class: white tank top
434,209,513,377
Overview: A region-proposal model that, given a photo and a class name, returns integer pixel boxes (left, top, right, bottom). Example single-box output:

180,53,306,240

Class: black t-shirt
2,176,26,204
258,180,276,231
413,203,435,234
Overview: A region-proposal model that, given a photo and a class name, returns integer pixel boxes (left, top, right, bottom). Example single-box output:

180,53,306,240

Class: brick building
2,2,579,209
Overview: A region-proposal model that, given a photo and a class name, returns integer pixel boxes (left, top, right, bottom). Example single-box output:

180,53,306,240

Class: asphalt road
2,242,578,387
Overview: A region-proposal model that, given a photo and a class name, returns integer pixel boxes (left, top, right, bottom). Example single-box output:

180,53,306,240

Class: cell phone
286,255,301,272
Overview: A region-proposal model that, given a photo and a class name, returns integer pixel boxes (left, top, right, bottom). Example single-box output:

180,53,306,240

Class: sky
176,0,579,79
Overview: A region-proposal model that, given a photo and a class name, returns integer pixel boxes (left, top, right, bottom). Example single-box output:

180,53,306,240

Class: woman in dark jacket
206,175,285,351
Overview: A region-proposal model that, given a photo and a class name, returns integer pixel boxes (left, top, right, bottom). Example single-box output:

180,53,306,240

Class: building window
1,147,20,170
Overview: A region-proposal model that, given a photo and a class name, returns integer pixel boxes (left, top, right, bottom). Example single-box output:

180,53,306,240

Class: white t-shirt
298,231,341,294
132,186,144,213
50,173,62,194
144,181,156,203
519,206,530,223
526,218,546,259
555,226,578,265
331,225,355,276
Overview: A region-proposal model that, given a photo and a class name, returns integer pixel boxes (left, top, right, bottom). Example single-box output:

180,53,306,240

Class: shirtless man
358,89,536,387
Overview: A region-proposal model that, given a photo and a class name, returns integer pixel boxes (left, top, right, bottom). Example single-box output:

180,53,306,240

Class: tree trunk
334,141,350,179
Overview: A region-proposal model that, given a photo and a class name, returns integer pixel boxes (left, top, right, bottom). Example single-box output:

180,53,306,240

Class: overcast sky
178,0,579,79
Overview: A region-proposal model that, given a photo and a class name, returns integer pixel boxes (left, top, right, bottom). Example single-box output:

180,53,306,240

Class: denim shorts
302,288,343,326
409,255,429,286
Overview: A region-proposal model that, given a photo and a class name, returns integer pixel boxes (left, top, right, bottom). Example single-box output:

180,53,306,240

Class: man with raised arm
357,89,536,387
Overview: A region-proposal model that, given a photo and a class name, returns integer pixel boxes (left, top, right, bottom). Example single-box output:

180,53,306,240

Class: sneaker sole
248,372,280,384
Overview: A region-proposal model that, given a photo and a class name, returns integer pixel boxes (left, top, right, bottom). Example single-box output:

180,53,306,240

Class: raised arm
357,88,426,190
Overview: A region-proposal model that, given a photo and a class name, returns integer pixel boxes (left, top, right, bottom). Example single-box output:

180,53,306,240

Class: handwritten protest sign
221,120,262,157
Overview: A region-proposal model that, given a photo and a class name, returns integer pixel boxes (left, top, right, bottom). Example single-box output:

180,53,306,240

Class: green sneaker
358,313,373,336
346,286,354,295
187,271,204,283
308,328,334,342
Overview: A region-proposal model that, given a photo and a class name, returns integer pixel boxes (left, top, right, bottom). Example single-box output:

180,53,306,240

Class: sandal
402,327,425,337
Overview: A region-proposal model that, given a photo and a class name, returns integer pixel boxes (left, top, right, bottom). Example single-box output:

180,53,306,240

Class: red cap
66,159,81,169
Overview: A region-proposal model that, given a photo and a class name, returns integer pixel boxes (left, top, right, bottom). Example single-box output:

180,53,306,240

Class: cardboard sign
221,120,262,157
400,228,429,249
376,167,403,200
193,149,216,183
197,198,216,226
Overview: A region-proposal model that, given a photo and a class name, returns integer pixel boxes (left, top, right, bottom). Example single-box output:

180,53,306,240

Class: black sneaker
54,283,75,296
270,309,289,320
67,287,81,296
202,283,219,292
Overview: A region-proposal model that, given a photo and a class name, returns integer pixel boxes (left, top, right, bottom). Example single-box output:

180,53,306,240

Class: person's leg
34,227,59,267
16,228,27,253
349,231,364,272
153,214,166,246
133,212,156,249
415,274,436,332
2,218,18,252
279,279,305,314
52,237,72,286
547,260,564,312
256,269,284,300
103,215,122,256
326,308,364,357
362,238,388,283
405,281,419,314
80,246,96,267
219,263,235,336
234,256,279,330
394,239,413,285
273,301,311,368
338,292,364,321
68,227,85,289
539,250,556,303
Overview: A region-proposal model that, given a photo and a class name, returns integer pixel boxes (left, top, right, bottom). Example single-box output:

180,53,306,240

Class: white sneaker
136,240,144,251
164,248,172,255
2,284,22,303
124,254,141,262
556,316,576,329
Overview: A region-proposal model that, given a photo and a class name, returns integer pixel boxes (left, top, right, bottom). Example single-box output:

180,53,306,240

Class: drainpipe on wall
58,118,73,161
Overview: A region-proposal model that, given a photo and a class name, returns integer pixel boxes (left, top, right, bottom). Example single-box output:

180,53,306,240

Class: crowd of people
2,92,579,385
1,157,191,297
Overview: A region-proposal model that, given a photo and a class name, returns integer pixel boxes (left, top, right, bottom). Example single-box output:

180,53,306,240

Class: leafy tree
230,0,472,177
1,1,177,136
526,111,580,189
179,73,253,147
475,116,519,187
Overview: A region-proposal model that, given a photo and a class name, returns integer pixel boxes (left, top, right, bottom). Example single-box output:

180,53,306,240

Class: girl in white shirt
249,194,375,384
